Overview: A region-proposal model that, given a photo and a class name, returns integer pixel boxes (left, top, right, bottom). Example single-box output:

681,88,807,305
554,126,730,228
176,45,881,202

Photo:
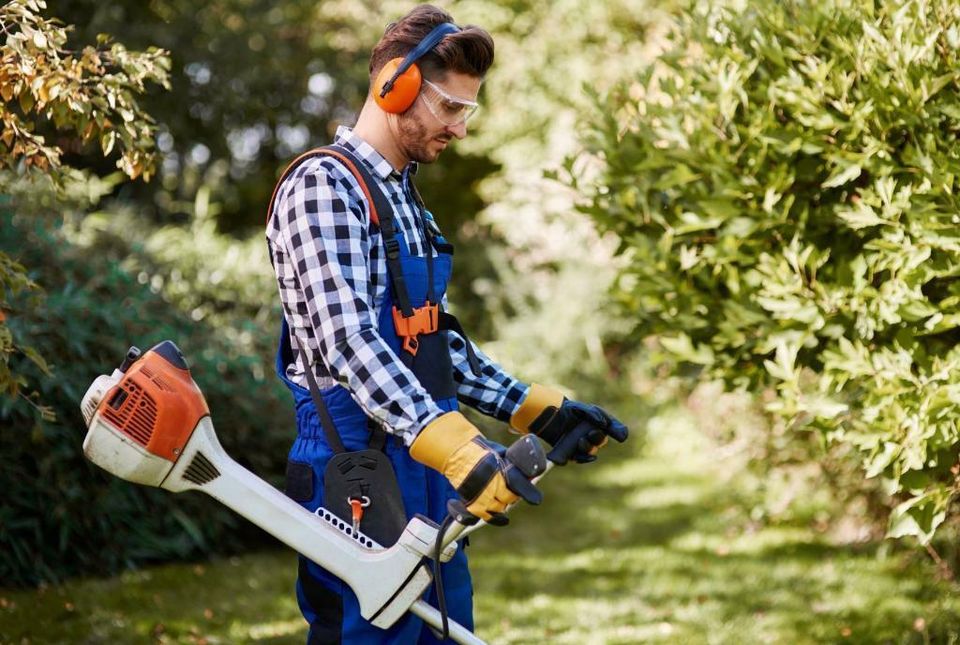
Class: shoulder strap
269,146,410,451
292,335,346,454
266,146,381,228
267,145,415,317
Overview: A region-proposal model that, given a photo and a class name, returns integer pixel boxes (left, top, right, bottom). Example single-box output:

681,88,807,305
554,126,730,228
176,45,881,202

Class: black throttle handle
447,435,548,526
446,499,480,526
503,435,546,506
505,434,547,478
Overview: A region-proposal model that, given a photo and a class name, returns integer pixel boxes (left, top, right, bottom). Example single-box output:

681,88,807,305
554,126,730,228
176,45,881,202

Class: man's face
395,71,481,164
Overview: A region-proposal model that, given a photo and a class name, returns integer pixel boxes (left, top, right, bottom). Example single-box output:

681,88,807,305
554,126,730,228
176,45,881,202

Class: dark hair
369,4,494,82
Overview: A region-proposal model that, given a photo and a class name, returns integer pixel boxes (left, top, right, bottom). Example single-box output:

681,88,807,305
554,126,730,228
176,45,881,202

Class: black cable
433,514,456,641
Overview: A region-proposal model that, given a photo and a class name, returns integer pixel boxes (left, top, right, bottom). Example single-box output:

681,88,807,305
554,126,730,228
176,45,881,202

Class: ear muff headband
374,21,460,114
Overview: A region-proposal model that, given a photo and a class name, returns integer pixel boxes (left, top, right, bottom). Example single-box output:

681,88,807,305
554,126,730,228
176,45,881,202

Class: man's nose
447,121,468,139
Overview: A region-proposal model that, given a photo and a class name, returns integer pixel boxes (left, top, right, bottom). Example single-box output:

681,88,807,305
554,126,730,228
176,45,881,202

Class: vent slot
140,365,174,392
101,382,157,447
183,452,220,485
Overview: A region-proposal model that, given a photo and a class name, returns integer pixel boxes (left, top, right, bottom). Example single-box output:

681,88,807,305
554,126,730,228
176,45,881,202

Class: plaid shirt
267,126,529,444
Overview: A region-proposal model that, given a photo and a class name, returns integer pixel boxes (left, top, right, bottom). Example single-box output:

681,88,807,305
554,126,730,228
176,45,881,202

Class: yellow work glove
510,383,629,465
411,411,536,523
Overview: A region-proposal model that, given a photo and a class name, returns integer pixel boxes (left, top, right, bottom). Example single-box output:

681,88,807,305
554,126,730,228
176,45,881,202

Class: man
266,5,627,643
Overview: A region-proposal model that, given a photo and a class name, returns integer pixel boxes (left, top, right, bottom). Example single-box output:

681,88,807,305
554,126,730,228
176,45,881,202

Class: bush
579,0,960,542
1,211,293,587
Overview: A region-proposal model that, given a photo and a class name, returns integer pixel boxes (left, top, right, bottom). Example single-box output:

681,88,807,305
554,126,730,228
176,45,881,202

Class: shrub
579,0,960,542
1,211,293,587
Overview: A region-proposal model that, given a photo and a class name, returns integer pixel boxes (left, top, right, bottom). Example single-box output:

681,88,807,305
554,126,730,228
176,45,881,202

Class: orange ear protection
374,22,460,114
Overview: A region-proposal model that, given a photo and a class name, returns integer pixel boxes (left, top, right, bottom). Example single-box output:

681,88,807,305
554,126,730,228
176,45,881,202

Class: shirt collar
334,125,413,181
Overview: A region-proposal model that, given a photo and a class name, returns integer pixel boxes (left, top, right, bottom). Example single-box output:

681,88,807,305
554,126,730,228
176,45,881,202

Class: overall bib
272,149,473,644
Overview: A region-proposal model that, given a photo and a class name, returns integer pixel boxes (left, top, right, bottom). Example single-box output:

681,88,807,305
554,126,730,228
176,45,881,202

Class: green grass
3,418,959,644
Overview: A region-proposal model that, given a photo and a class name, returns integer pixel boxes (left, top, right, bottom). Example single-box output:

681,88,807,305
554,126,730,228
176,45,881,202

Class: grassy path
3,419,959,643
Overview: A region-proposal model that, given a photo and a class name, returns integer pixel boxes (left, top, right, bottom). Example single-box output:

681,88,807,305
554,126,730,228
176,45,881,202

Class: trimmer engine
81,341,210,487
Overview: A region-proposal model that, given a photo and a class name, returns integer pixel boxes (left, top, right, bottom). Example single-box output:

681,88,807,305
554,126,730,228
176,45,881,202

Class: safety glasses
418,78,479,126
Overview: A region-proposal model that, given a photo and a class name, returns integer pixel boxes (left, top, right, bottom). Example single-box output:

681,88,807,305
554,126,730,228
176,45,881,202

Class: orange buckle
392,302,439,356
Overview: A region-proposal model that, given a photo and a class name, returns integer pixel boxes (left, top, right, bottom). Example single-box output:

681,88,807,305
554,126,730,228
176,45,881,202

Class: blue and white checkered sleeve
442,295,530,421
277,165,445,444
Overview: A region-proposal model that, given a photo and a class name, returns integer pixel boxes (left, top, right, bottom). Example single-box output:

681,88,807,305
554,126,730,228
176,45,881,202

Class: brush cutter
79,340,551,644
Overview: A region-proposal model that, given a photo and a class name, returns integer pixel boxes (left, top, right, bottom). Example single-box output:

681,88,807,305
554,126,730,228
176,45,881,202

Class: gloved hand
410,411,541,523
510,384,629,465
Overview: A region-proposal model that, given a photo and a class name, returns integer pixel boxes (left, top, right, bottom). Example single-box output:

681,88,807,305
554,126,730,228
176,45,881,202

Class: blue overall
275,181,473,643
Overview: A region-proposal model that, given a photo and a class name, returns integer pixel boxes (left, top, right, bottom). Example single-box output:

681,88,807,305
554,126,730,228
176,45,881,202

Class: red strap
265,148,380,228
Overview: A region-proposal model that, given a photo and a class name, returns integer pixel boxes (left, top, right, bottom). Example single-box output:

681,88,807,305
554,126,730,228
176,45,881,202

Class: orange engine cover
98,343,210,461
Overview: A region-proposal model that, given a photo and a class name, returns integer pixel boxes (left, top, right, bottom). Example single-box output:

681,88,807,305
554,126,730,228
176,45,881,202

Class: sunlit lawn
3,418,959,644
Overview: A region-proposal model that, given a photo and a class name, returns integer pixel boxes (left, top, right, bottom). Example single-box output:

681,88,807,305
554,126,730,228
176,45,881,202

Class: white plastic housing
81,406,460,631
80,370,122,427
158,416,442,626
83,412,176,486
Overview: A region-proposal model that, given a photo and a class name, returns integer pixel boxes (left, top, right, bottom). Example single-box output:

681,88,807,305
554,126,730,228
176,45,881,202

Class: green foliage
580,0,960,542
446,0,662,385
0,0,169,423
0,212,293,587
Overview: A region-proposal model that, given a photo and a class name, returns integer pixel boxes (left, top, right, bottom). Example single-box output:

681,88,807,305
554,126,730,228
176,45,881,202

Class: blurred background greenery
3,0,960,642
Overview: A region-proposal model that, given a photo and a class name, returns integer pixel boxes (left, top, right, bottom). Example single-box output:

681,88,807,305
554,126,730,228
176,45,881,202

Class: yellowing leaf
101,130,115,155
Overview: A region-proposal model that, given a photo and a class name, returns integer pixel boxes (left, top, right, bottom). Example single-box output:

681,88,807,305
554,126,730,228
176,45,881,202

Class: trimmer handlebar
443,452,554,551
444,434,548,533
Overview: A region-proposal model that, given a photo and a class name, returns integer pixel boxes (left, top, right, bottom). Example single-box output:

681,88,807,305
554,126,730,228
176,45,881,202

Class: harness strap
271,146,404,453
367,418,387,451
438,312,483,377
292,336,347,454
267,144,414,317
294,331,392,454
318,146,416,318
266,146,381,228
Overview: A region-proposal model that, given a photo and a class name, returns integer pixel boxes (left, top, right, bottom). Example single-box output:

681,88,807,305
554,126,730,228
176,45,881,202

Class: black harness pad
323,449,407,546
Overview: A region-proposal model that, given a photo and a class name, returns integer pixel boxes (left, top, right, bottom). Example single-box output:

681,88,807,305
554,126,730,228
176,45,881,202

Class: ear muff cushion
374,58,422,114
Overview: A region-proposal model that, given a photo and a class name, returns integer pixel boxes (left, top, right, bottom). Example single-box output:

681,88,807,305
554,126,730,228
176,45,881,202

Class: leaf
654,164,699,190
799,394,848,419
864,442,900,478
822,164,862,189
101,130,116,156
20,345,52,376
836,202,886,229
763,338,799,382
699,199,741,221
659,334,715,365
676,211,725,234
887,491,950,544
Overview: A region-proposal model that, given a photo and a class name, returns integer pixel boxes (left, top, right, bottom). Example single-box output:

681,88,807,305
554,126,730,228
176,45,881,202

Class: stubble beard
397,110,444,164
